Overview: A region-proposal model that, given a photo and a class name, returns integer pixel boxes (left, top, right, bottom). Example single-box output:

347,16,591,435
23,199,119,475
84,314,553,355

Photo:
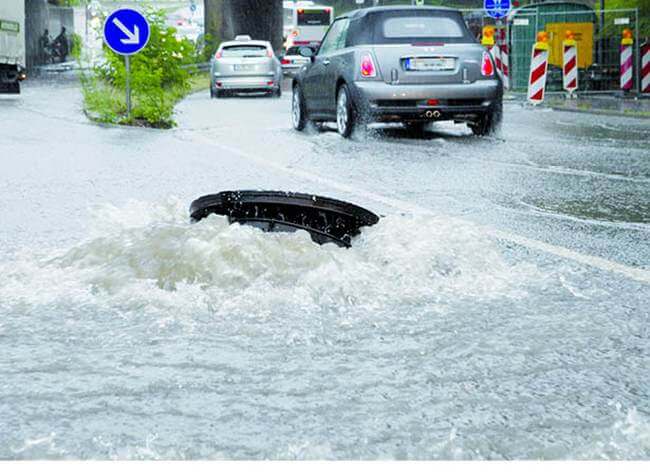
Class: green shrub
84,8,201,128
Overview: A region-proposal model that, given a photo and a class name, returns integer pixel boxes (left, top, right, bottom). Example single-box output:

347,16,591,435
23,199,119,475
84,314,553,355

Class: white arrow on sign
112,18,140,44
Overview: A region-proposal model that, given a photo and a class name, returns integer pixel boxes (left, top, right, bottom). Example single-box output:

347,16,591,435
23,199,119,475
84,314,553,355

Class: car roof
340,6,460,21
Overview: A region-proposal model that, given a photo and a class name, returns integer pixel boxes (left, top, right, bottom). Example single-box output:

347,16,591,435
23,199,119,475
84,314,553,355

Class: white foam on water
573,406,650,460
0,198,541,318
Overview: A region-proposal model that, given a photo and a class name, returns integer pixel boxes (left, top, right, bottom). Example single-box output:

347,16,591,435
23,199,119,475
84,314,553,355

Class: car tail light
281,58,291,65
292,29,299,37
267,81,274,86
360,53,376,78
481,51,494,77
267,49,273,58
427,99,439,106
215,51,222,59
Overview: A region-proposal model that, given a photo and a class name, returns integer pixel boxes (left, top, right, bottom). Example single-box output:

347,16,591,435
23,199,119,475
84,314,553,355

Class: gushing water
1,199,648,459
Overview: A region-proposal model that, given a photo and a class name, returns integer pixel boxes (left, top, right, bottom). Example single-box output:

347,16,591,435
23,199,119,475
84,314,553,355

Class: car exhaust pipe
424,110,442,119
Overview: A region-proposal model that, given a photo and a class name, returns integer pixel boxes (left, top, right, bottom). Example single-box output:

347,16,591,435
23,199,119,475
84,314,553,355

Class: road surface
0,79,649,459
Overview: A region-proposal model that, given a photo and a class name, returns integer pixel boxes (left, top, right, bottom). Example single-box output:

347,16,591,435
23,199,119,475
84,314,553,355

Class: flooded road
1,79,649,459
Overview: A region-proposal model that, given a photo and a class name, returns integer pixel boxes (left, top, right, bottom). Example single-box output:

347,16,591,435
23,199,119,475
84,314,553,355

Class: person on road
52,26,69,63
38,29,51,64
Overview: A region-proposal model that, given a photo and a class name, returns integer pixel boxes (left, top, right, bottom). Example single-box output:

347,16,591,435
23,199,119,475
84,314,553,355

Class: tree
606,0,650,38
204,0,284,53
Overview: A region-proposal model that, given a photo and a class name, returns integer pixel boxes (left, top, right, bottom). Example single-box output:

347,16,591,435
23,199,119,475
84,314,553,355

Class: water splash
0,198,539,318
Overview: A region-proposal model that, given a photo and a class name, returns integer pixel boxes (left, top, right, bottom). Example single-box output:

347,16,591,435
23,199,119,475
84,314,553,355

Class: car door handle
323,59,331,66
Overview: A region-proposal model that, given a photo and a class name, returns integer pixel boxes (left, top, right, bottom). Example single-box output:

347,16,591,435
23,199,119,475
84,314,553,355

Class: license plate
405,57,455,71
234,64,255,71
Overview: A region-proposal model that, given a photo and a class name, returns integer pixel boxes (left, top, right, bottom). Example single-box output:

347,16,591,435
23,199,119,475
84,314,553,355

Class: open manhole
190,191,380,248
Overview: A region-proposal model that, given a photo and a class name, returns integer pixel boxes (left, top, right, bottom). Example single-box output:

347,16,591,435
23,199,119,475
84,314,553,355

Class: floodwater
0,79,649,459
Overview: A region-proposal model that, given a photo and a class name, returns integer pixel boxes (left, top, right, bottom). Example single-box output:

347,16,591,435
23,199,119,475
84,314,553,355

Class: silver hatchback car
210,36,283,98
291,6,503,137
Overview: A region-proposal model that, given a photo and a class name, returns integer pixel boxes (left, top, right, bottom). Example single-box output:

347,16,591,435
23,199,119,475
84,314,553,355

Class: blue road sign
103,8,150,56
484,0,511,19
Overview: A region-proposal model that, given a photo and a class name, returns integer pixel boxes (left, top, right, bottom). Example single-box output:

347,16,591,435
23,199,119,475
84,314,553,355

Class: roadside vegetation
77,8,208,129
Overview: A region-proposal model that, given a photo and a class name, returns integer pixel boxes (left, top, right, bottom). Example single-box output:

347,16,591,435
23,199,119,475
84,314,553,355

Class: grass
81,71,210,129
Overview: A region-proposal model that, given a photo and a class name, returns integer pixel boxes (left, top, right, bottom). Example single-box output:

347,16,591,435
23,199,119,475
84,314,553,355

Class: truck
0,0,26,94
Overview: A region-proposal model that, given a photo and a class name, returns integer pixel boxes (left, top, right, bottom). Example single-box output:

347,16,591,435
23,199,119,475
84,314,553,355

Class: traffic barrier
642,42,650,94
620,28,634,91
562,30,578,95
527,31,550,105
499,27,510,90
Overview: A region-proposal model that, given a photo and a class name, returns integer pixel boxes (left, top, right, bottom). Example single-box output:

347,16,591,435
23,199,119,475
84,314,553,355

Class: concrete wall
25,1,86,68
25,0,48,68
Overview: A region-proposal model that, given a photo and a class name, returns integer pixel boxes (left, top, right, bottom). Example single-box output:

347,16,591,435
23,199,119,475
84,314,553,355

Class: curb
547,105,650,119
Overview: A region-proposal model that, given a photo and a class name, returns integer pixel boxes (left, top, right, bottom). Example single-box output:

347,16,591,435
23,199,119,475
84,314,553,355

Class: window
361,11,475,45
383,17,464,39
221,45,267,57
297,10,331,26
285,46,302,56
318,19,350,56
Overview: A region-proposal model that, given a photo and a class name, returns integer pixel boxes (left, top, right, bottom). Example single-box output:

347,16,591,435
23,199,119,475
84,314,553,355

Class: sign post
103,9,150,119
484,0,511,84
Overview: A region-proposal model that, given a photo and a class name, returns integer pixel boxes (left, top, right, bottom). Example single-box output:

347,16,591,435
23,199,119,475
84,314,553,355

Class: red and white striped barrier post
562,30,578,97
528,31,550,105
499,26,510,90
620,28,634,92
641,42,649,94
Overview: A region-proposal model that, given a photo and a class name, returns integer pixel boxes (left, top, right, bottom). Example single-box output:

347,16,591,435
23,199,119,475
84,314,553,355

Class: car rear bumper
352,79,502,121
281,65,303,76
215,75,277,91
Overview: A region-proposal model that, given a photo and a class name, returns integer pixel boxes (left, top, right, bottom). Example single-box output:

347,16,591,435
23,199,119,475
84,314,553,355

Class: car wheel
275,87,282,98
210,87,216,98
292,84,307,131
336,84,356,138
470,100,502,136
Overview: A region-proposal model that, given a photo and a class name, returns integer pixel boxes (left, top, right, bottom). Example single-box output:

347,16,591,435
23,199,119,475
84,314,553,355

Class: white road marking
187,131,650,285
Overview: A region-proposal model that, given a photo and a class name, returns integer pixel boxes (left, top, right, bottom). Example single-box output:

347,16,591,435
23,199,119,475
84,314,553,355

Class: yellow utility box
546,22,594,69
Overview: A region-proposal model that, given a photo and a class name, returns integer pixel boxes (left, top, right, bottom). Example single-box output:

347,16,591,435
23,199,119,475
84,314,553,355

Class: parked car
281,46,311,76
210,35,283,98
291,6,503,137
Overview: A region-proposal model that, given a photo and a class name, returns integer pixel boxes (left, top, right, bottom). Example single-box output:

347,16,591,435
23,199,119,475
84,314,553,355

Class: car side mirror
299,47,315,59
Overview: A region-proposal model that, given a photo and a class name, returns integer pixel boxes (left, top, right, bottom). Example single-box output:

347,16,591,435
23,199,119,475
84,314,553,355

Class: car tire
210,87,216,98
470,100,502,136
275,87,282,98
336,83,357,138
292,84,308,131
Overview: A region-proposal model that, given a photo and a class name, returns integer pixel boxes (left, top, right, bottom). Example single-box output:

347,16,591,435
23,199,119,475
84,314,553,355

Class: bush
85,8,201,128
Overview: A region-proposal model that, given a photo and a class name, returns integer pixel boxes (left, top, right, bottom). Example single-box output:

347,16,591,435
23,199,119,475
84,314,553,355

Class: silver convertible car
291,6,503,137
210,36,283,98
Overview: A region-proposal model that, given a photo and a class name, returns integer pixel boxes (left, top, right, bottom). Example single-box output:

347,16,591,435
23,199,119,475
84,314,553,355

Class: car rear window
346,10,475,46
383,16,464,39
297,10,331,26
221,45,268,57
285,46,302,56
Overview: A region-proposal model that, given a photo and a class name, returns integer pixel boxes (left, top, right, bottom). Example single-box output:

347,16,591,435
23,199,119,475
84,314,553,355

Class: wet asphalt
1,78,649,459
